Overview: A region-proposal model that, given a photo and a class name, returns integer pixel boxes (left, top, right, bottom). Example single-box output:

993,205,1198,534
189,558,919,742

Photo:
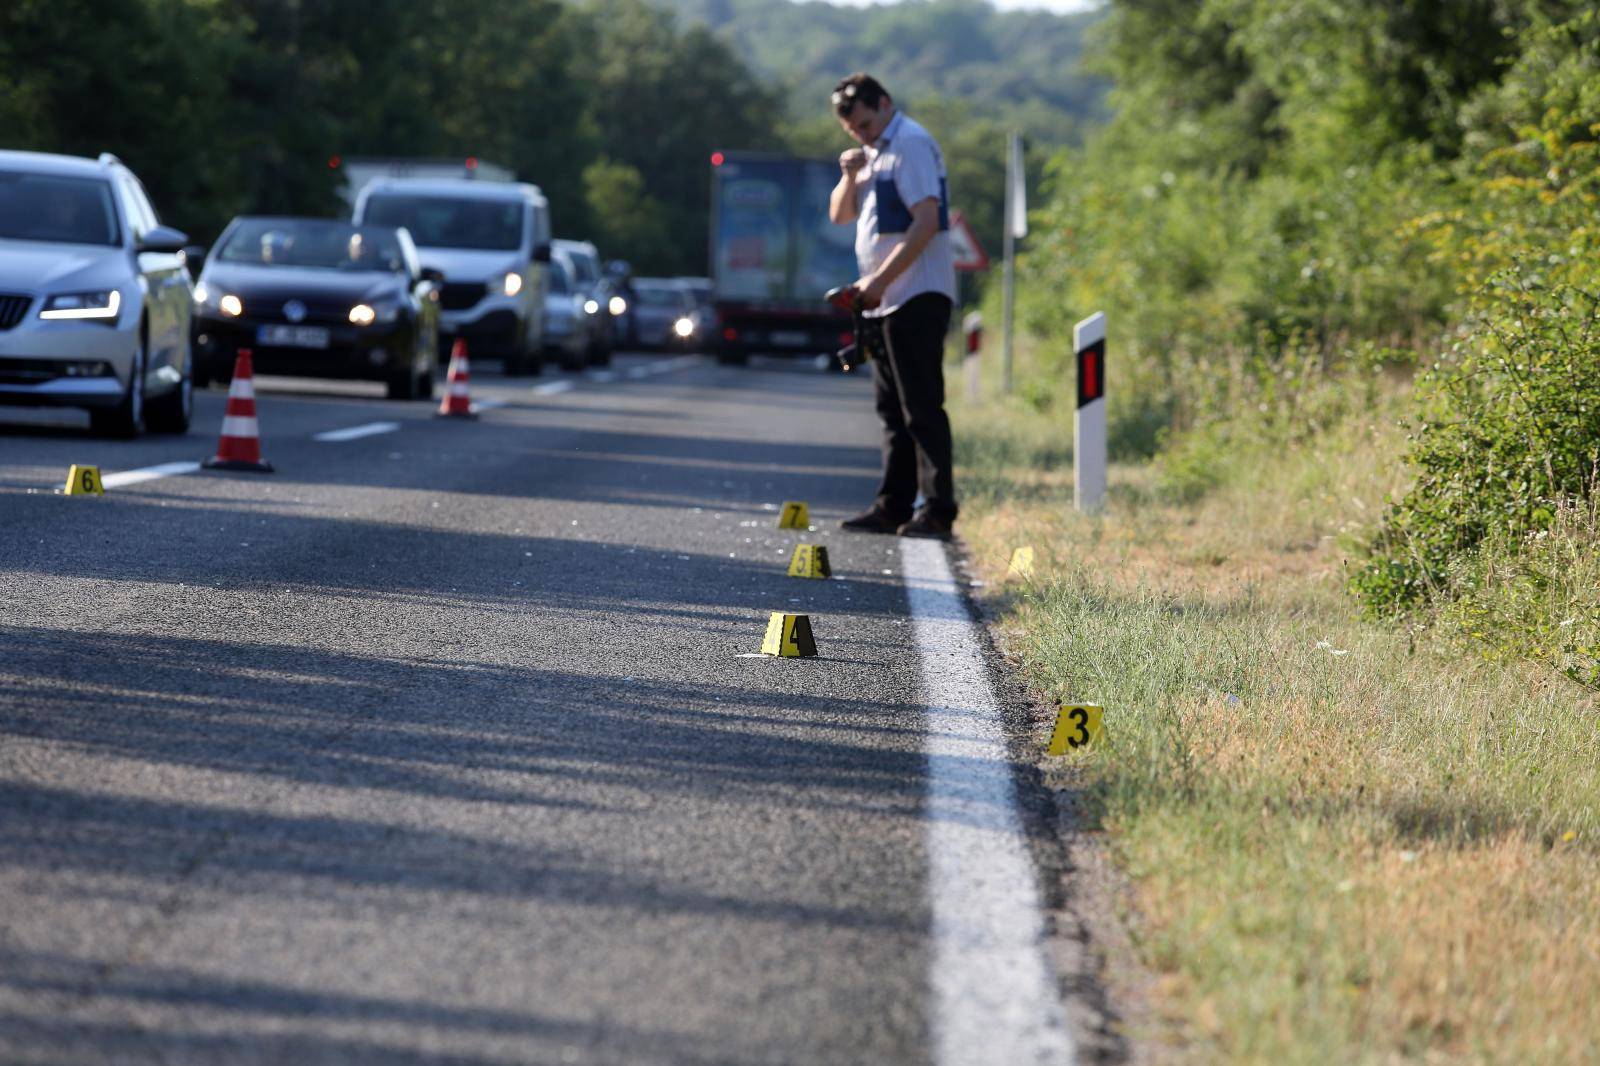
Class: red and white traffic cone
436,339,475,418
202,349,274,472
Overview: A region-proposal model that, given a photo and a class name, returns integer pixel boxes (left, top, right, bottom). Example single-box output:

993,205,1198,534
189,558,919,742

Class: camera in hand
825,285,885,373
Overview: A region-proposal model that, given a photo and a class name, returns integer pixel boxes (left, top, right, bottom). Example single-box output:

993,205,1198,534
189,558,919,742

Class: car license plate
257,324,330,349
771,330,809,347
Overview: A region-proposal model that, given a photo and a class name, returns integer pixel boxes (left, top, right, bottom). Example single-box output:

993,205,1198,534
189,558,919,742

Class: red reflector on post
711,152,726,166
722,327,739,341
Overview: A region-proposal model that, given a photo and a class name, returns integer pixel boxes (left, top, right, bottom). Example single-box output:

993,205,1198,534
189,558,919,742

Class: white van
353,178,551,374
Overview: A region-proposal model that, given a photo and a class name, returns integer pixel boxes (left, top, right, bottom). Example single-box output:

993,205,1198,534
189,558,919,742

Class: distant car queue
0,148,706,438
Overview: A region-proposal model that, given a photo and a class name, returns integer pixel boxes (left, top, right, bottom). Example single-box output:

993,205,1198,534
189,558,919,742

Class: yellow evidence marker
787,544,832,579
1048,704,1104,755
63,465,105,496
776,501,810,529
761,612,818,657
1008,546,1035,579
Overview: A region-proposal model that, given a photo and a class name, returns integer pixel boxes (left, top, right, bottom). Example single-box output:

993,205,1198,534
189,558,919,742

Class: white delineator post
1074,312,1106,513
1000,131,1026,396
962,310,983,403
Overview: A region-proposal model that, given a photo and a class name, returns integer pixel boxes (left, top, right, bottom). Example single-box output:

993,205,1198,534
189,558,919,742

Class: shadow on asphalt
0,956,732,1064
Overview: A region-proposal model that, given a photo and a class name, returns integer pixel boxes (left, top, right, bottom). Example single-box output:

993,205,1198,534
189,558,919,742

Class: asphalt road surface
0,354,1075,1065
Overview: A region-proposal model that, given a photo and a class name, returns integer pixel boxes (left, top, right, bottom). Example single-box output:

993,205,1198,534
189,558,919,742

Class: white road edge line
312,421,400,443
100,461,203,489
901,537,1077,1066
532,380,574,395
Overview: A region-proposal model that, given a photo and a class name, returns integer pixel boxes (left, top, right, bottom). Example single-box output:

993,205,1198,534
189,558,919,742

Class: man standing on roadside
828,72,959,540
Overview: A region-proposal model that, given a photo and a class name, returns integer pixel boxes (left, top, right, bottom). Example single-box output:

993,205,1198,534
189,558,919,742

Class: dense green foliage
658,0,1104,143
1016,1,1600,621
1353,14,1600,609
0,0,1102,278
661,0,1104,272
0,0,782,273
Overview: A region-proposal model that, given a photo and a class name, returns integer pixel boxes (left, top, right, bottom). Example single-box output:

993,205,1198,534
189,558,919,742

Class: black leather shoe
896,510,954,540
840,506,907,534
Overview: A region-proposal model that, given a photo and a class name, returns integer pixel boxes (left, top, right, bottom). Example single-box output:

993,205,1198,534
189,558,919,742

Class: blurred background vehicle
191,217,441,400
554,238,614,365
629,278,700,351
0,149,194,437
353,178,550,375
674,275,714,337
708,152,854,366
542,246,596,371
603,259,637,348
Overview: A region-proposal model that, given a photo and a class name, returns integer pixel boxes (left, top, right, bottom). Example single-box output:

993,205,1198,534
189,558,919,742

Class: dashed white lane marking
470,399,507,413
586,370,618,384
900,537,1076,1066
101,461,203,489
532,380,574,395
626,366,652,380
312,421,400,443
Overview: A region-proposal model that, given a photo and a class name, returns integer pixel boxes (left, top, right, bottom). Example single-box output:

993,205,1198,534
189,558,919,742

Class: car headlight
219,294,244,317
674,316,696,338
350,300,400,326
193,282,210,304
503,272,523,297
608,295,627,316
40,290,121,322
583,299,600,315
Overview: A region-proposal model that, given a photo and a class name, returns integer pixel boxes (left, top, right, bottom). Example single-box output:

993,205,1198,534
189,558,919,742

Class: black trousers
870,292,956,522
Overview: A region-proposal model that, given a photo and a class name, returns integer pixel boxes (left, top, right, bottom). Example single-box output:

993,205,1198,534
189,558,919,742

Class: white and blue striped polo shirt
854,110,958,318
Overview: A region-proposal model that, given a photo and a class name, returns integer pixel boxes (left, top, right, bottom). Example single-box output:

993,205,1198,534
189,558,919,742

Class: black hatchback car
191,217,442,399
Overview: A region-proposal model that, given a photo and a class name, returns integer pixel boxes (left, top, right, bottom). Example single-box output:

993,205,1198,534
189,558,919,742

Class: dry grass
951,368,1600,1063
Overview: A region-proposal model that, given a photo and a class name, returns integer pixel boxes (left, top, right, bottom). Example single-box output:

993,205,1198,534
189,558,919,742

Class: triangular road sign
949,210,990,272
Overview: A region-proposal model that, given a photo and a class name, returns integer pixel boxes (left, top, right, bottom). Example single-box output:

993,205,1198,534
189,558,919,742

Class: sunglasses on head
831,84,860,114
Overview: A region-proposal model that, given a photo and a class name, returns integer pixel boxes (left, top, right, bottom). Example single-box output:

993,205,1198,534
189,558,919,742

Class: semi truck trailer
708,152,856,365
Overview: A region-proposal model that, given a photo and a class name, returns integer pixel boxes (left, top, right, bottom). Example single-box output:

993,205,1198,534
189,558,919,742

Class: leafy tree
582,0,785,272
583,158,673,269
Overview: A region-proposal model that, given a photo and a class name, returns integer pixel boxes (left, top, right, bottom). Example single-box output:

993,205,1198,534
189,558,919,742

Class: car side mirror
419,267,446,284
140,225,189,254
532,243,552,264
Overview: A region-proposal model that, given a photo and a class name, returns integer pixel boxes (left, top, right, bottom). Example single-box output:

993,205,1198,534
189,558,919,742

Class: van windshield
363,195,525,251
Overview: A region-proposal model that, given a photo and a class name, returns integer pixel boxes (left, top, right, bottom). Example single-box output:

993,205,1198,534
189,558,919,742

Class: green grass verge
950,358,1600,1062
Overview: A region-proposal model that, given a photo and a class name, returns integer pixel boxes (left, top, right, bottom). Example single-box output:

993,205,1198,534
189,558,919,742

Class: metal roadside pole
1074,311,1106,513
1000,131,1026,396
962,311,983,403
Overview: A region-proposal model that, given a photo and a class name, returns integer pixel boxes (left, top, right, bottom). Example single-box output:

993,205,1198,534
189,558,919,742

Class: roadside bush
1440,497,1600,690
1353,17,1600,612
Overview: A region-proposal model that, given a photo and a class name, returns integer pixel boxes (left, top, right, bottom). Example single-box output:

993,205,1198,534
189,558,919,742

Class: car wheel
90,333,146,438
145,355,193,434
